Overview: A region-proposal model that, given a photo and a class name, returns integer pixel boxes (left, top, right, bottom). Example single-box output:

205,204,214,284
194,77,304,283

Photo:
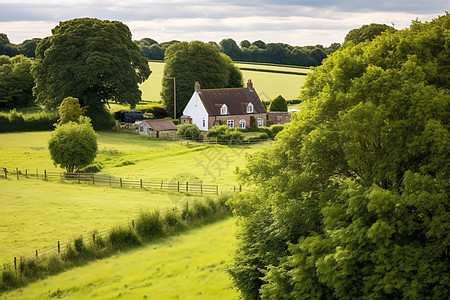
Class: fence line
0,167,241,195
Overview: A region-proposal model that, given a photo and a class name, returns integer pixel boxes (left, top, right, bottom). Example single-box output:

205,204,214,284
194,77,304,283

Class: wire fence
0,167,243,195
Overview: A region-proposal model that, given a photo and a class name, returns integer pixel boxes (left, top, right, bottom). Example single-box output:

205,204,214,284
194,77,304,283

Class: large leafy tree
32,18,151,125
344,23,396,45
48,117,97,173
0,55,35,108
230,14,449,299
161,41,243,117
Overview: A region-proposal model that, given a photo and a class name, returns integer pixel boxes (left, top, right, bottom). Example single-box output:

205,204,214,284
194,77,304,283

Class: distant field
138,61,306,102
1,217,239,300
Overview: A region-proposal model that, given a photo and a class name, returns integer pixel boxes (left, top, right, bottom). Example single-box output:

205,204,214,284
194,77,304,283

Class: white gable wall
138,122,150,136
182,92,209,131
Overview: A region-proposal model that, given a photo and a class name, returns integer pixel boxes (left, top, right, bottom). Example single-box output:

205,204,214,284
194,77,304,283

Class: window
239,119,246,129
227,119,234,128
246,103,254,113
220,104,228,115
202,118,206,128
257,117,263,128
139,126,144,132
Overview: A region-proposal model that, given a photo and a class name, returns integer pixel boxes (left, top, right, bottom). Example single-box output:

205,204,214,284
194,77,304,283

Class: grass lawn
0,179,194,265
1,217,239,300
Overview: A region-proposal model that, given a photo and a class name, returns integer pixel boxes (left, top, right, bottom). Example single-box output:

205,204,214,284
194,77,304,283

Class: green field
1,217,238,300
138,61,306,102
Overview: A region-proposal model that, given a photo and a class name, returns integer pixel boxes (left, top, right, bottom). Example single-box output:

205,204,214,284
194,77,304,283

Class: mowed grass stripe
2,217,238,300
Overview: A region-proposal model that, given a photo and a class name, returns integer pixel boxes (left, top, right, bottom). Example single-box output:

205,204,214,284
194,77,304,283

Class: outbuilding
138,119,178,139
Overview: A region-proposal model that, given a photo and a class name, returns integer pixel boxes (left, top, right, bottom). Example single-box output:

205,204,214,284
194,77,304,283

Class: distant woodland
0,33,340,67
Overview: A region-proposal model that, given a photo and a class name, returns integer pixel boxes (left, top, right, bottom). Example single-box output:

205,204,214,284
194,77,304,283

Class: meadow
1,217,238,300
139,61,306,102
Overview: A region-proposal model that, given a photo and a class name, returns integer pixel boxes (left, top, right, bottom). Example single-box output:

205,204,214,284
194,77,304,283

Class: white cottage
181,80,267,131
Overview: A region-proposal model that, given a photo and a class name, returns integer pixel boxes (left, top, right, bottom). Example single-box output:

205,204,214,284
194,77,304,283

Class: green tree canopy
48,117,98,173
161,41,243,117
58,97,86,124
268,95,288,112
32,18,151,127
230,14,450,299
344,23,396,45
0,55,35,108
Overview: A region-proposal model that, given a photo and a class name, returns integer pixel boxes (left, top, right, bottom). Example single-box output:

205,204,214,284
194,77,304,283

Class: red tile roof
142,119,178,131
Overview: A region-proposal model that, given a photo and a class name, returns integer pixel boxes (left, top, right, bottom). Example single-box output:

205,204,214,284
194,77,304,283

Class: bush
0,109,58,132
269,124,284,138
177,123,203,140
192,200,213,219
206,125,244,144
268,95,288,112
108,226,142,250
86,106,115,131
163,209,185,232
0,270,24,291
135,210,164,241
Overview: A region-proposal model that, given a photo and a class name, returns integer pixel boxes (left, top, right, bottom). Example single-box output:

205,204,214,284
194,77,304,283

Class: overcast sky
0,0,447,46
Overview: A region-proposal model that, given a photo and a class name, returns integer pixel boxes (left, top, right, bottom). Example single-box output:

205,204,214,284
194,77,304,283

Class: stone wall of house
268,112,291,125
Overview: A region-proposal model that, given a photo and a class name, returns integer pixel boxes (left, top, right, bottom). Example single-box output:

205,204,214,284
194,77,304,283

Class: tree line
136,38,341,67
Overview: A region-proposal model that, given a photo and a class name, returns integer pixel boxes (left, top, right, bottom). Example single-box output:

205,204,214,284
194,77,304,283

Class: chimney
247,79,253,91
195,81,201,93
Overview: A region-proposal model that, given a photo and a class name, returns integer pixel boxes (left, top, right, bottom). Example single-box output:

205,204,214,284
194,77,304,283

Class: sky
0,0,447,46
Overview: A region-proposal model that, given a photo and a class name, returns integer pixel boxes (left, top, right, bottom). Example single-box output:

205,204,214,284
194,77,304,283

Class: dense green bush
177,123,203,140
206,125,244,144
0,109,58,132
268,95,288,112
135,210,164,241
108,226,142,250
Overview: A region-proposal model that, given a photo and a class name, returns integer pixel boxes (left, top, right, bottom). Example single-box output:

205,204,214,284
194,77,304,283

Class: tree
32,18,151,128
161,41,243,117
219,38,242,61
0,55,35,108
48,117,98,173
310,48,327,65
0,34,19,57
58,97,86,124
230,14,450,299
268,95,287,112
240,40,251,48
344,23,396,45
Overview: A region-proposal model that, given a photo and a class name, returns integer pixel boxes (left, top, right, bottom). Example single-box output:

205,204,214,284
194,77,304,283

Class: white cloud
0,0,447,45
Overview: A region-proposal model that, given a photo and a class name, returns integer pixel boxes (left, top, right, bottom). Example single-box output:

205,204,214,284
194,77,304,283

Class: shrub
19,258,45,279
0,109,57,132
269,124,284,138
0,270,24,291
46,255,65,275
163,209,185,232
268,95,288,112
181,201,193,222
108,226,142,250
192,200,213,219
135,210,164,241
177,123,203,140
206,125,244,144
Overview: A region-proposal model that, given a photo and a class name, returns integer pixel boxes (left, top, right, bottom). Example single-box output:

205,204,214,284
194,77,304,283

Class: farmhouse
181,80,267,131
138,119,178,138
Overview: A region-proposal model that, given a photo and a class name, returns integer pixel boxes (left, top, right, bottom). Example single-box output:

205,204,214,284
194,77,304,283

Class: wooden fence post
25,169,28,178
36,169,38,179
92,174,95,185
92,233,96,244
35,250,38,258
160,180,163,189
200,182,203,194
140,179,143,189
16,168,19,180
216,185,219,195
3,168,7,179
131,220,135,228
120,178,123,188
177,181,180,192
57,241,60,254
186,181,188,192
109,176,112,186
14,257,17,271
44,169,47,181
239,185,242,192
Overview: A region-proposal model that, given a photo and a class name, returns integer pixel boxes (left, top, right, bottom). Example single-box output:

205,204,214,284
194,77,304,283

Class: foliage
161,41,243,117
0,34,41,57
48,117,98,173
108,226,142,250
85,106,115,131
0,109,58,132
206,125,244,144
0,55,35,108
58,97,86,124
230,14,450,299
32,18,151,125
268,95,288,112
135,210,164,241
344,23,396,45
177,123,203,140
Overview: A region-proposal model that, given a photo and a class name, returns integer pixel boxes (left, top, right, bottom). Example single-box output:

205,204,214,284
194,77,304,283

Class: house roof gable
197,86,266,116
141,119,178,131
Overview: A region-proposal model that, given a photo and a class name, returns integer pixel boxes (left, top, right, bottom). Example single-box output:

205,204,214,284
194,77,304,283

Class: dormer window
220,104,228,115
246,103,254,113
